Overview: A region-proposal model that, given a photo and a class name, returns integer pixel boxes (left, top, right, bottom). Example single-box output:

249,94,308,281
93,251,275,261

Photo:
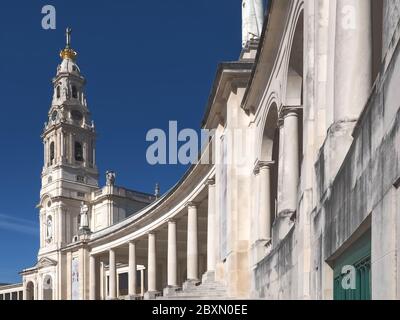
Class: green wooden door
333,232,371,300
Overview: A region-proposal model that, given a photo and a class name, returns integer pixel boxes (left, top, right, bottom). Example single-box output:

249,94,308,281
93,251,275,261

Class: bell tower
39,28,99,257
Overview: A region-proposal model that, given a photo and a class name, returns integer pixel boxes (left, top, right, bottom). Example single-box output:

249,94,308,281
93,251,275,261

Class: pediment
35,257,58,268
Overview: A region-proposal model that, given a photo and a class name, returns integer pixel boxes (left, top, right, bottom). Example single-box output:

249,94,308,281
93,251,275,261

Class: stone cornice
201,62,254,129
41,121,96,138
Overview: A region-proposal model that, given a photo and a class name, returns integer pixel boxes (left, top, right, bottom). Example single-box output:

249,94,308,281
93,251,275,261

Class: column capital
253,160,274,175
167,219,177,224
204,177,216,187
128,240,136,245
279,105,302,121
186,201,198,209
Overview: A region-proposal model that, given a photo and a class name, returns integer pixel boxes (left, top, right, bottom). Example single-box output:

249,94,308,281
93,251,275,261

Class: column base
201,271,216,283
182,279,200,290
316,120,356,194
144,291,161,300
251,239,273,266
273,210,295,243
163,286,181,297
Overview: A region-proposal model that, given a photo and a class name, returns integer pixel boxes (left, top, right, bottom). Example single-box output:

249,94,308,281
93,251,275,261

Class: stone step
162,286,227,299
174,290,226,295
179,291,226,296
157,296,228,300
173,292,226,296
156,272,229,300
183,286,226,291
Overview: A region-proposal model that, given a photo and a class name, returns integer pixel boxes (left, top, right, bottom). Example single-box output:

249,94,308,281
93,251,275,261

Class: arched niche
26,281,35,300
260,102,280,229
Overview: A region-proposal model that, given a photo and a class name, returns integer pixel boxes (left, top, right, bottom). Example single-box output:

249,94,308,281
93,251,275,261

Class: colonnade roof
85,154,214,251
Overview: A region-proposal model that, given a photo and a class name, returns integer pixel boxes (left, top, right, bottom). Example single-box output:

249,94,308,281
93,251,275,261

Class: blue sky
0,1,242,283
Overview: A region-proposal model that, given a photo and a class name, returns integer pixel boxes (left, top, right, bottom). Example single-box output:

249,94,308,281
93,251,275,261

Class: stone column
58,132,61,161
78,247,88,300
128,241,137,297
89,255,96,300
282,109,300,213
61,131,65,161
334,0,372,121
109,249,117,299
22,282,27,300
167,220,178,287
69,133,73,164
83,142,88,167
100,262,105,300
147,233,157,293
140,269,144,296
206,179,216,273
187,203,198,281
43,140,47,167
257,162,274,241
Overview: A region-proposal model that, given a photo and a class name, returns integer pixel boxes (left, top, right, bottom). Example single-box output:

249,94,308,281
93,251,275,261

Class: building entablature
0,283,23,294
42,117,95,136
201,62,254,130
52,72,85,84
91,185,155,204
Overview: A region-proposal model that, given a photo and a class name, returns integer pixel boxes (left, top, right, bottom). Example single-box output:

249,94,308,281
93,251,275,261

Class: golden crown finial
60,27,77,60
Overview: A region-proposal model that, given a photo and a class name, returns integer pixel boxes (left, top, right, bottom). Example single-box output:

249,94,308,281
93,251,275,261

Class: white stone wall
251,0,400,300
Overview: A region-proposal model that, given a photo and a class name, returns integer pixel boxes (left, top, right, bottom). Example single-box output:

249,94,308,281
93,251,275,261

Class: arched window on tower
72,85,78,99
50,142,55,165
75,142,84,162
56,86,61,99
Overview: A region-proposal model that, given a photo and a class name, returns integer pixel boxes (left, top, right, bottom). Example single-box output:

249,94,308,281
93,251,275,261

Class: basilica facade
1,0,400,300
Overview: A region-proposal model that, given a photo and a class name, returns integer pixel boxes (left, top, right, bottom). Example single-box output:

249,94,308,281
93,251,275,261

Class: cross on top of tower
60,27,77,60
66,27,72,48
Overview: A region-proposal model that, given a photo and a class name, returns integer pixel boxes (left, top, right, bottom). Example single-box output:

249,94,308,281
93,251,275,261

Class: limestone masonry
1,0,400,300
